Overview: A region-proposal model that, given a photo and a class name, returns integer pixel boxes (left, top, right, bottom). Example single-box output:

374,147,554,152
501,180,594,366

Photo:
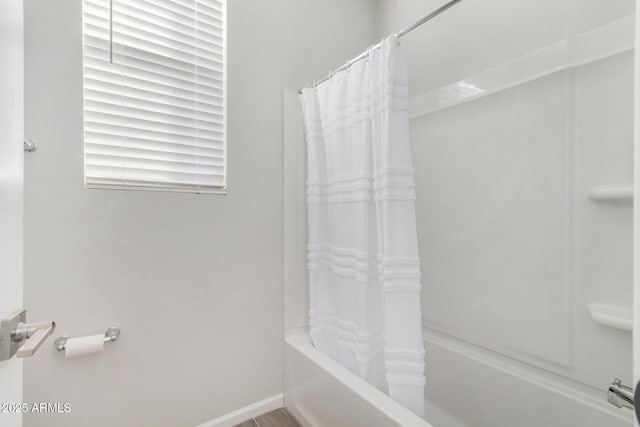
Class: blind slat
85,99,224,132
84,7,223,53
85,88,223,125
85,110,223,140
85,131,224,152
86,153,224,173
85,141,224,160
84,53,223,97
85,96,224,131
84,42,223,83
84,49,224,91
114,1,223,42
86,178,225,193
83,0,226,192
84,18,224,59
84,66,224,105
86,164,224,184
84,75,225,115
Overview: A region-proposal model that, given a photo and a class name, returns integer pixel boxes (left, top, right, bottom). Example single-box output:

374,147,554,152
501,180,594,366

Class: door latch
0,309,55,361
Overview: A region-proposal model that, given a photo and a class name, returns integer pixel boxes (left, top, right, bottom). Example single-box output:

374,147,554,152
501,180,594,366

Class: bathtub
283,329,632,427
420,328,632,427
284,331,432,427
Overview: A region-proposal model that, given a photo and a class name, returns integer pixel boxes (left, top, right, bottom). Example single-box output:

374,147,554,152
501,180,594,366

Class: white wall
0,2,23,427
22,1,377,426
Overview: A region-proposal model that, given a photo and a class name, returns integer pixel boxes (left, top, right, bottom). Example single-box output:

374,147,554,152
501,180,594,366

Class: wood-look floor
233,408,300,427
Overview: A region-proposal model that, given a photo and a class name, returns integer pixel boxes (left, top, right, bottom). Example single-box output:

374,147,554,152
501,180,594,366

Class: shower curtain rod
299,0,464,93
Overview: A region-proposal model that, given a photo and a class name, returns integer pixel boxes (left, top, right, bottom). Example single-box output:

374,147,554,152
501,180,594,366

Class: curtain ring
368,42,378,58
393,30,401,45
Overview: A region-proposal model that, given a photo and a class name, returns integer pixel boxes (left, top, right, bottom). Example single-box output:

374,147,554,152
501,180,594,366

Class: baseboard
195,394,284,427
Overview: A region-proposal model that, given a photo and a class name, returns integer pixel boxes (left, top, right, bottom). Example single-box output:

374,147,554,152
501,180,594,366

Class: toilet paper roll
64,334,104,358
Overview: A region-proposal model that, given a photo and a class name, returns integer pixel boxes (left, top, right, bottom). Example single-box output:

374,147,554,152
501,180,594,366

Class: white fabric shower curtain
300,36,425,417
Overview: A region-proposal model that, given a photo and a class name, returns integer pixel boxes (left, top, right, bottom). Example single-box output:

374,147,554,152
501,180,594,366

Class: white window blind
83,0,226,193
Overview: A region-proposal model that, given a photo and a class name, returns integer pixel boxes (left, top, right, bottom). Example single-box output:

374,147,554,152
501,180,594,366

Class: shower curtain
300,35,425,417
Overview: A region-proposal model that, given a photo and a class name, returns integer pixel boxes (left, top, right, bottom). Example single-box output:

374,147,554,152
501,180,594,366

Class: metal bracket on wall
23,138,37,152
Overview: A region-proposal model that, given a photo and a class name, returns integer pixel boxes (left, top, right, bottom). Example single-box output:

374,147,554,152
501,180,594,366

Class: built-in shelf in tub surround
587,186,633,201
587,303,632,332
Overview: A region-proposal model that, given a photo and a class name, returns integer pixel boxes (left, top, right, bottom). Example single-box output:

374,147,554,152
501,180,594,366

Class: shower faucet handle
607,378,634,410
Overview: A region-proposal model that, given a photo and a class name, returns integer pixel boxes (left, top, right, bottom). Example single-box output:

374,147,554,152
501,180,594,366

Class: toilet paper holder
54,327,121,351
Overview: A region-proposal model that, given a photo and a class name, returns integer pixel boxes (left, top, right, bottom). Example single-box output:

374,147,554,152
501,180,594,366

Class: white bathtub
283,329,632,427
422,328,632,427
284,331,432,427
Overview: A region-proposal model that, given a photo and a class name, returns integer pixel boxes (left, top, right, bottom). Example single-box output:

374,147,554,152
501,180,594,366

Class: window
82,0,226,193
